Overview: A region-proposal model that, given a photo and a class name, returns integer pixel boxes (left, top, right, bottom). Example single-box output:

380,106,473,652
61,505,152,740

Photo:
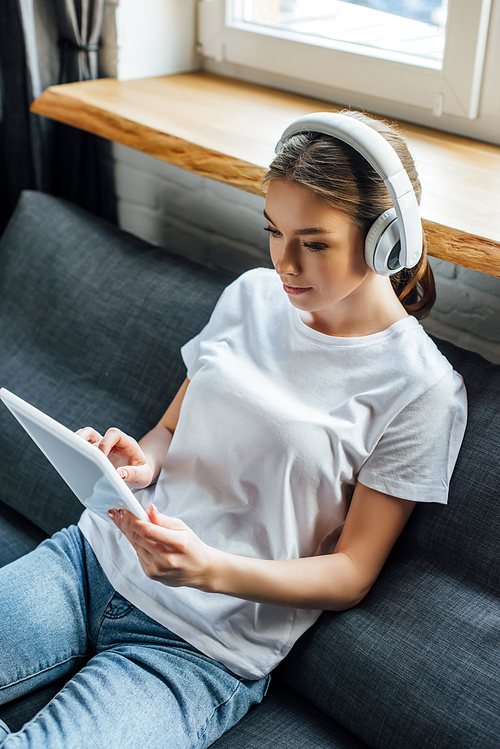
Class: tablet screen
0,388,149,523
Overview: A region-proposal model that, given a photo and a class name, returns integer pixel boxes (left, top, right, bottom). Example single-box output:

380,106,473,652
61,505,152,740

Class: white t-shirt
79,268,467,680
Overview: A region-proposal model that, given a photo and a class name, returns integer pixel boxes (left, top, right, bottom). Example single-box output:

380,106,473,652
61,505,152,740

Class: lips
282,283,312,296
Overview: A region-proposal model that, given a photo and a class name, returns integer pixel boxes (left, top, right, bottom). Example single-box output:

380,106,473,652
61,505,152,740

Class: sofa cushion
212,683,370,749
279,342,500,748
0,191,235,535
405,339,500,592
0,500,48,568
0,678,67,734
280,558,499,748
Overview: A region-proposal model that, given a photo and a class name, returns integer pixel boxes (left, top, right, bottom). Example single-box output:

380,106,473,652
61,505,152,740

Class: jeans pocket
102,593,134,620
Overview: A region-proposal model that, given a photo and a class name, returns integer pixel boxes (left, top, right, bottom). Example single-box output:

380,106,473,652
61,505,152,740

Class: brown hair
263,110,435,318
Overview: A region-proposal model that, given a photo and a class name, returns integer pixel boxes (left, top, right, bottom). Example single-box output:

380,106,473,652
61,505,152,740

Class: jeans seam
0,654,85,693
90,590,117,651
196,679,242,745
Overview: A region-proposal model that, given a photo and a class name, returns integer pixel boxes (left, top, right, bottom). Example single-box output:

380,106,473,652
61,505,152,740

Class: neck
300,274,408,337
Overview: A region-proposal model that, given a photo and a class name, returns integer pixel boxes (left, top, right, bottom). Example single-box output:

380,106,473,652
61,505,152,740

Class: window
198,0,500,143
232,0,449,70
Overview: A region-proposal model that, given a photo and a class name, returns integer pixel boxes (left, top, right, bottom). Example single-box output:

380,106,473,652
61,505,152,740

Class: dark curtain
0,0,37,232
0,0,116,235
55,0,103,83
50,0,115,217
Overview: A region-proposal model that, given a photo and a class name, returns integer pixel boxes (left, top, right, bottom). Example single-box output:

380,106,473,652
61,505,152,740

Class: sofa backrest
0,190,235,535
278,340,500,748
403,338,500,592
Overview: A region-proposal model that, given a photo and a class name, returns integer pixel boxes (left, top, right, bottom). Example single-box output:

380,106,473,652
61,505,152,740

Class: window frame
198,0,499,138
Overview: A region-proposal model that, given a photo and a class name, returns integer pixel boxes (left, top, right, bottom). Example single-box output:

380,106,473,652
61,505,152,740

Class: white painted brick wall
112,142,500,364
113,143,270,273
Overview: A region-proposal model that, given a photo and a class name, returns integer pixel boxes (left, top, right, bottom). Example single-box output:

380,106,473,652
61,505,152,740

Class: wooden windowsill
31,71,500,278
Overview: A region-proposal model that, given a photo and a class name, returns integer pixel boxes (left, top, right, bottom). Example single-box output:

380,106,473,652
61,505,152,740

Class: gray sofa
0,190,498,748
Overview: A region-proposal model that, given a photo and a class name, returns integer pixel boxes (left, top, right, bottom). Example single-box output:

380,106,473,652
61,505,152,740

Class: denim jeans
0,526,269,748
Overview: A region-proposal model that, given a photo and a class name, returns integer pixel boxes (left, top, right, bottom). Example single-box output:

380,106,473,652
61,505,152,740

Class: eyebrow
263,210,332,236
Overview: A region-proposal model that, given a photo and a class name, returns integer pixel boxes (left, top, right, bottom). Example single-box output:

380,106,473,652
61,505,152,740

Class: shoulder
387,317,457,393
193,268,282,335
226,267,280,297
218,267,283,314
356,317,466,423
388,321,467,428
405,367,467,425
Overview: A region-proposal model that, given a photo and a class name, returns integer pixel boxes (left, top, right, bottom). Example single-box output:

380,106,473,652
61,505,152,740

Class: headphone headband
275,113,422,271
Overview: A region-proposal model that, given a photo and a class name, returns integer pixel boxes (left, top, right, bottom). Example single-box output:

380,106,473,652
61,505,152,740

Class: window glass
232,0,449,68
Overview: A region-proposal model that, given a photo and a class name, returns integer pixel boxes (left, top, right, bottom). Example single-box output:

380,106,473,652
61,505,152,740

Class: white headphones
275,113,423,276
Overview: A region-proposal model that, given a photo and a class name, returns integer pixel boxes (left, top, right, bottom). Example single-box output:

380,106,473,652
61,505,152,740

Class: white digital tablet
0,388,149,524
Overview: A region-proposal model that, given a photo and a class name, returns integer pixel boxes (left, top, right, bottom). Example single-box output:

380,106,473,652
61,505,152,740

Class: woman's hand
108,505,220,590
76,427,154,490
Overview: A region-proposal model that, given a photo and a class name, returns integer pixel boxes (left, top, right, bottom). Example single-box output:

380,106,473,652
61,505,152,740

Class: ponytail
390,233,436,318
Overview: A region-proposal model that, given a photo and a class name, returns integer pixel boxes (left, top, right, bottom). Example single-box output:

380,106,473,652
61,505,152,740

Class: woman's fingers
98,427,135,458
76,426,152,488
107,507,209,586
112,507,187,550
116,463,154,487
146,504,189,531
98,428,148,468
75,427,103,444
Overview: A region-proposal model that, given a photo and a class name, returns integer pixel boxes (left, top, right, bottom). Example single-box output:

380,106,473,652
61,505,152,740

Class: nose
272,239,300,276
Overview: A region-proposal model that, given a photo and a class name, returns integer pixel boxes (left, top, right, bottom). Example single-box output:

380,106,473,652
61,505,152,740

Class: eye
303,242,328,252
263,226,281,238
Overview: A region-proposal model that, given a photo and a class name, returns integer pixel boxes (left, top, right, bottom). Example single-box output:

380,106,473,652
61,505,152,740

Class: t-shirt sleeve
357,369,467,504
180,277,240,379
181,330,204,380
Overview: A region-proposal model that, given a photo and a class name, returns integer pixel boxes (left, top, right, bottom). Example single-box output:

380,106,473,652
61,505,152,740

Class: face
264,180,371,330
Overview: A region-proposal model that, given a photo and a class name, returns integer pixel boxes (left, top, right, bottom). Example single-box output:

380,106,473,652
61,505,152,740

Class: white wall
424,260,500,364
115,0,198,80
112,143,269,274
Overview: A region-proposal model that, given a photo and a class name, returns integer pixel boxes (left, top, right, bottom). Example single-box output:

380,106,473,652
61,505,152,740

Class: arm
211,482,416,609
76,378,190,489
135,377,190,482
110,481,416,611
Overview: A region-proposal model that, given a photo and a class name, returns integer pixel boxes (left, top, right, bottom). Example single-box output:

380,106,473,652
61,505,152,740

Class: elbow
329,595,365,612
321,552,378,611
338,591,368,611
325,582,373,612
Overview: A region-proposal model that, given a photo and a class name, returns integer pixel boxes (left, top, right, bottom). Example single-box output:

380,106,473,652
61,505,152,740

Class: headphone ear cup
365,209,403,276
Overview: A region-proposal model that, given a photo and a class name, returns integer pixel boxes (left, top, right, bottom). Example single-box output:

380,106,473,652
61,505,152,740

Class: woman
0,112,466,748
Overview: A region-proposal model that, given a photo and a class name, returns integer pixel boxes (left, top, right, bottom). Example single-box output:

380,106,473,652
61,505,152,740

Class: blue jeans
0,526,269,748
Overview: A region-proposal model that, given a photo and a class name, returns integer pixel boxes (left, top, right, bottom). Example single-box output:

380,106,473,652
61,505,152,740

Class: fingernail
107,510,115,519
117,509,124,520
118,469,128,479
